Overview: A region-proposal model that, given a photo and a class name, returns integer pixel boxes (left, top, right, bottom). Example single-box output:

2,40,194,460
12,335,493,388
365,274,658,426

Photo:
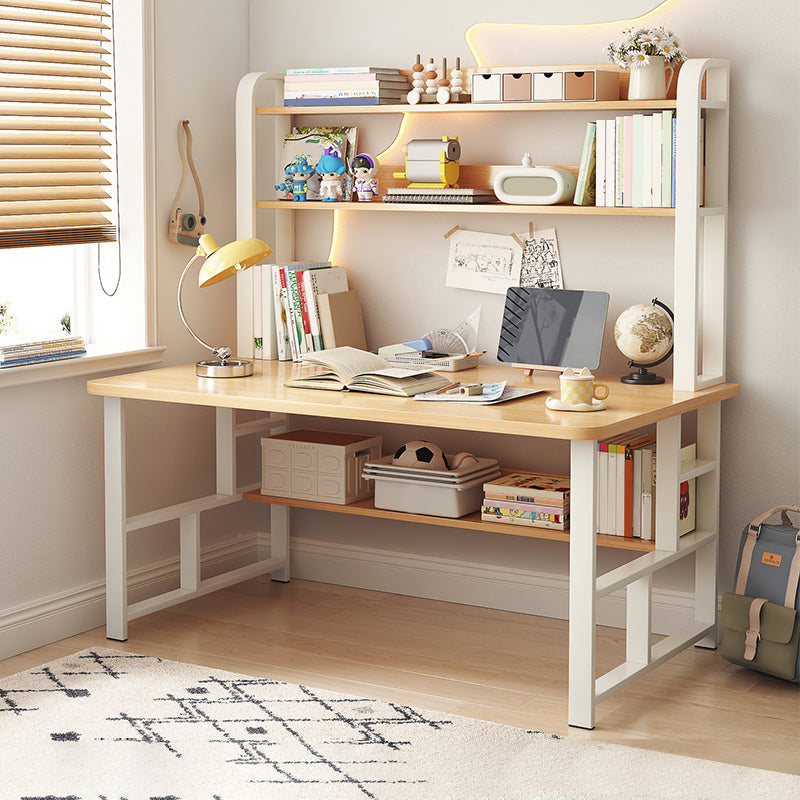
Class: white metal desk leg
270,504,291,582
104,396,128,640
569,438,597,729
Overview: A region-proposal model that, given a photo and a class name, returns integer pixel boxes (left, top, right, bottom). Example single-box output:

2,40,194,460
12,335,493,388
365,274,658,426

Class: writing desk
87,361,738,729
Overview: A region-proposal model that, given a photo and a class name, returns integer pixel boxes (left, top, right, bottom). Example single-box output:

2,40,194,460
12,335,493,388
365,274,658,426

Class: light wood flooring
1,577,798,775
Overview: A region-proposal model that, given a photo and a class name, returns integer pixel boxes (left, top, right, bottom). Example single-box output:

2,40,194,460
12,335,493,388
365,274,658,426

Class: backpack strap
785,531,800,608
744,597,768,661
736,506,800,595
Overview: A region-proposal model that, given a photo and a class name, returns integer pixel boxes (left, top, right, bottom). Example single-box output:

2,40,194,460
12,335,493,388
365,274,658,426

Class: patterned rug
0,648,796,800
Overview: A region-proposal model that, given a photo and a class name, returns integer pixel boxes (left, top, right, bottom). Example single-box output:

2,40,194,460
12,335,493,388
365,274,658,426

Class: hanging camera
168,120,207,246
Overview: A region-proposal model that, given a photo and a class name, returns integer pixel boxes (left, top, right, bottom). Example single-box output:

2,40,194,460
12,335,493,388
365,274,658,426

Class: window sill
0,345,166,390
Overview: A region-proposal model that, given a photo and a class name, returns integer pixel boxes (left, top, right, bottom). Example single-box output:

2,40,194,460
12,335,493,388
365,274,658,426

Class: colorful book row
270,263,350,362
481,471,570,530
574,112,680,208
597,432,696,539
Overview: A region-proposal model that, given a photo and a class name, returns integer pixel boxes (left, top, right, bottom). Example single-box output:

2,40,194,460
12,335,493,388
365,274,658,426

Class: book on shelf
284,97,405,107
480,505,568,530
269,262,331,361
573,121,597,206
592,111,677,209
285,67,402,76
482,498,568,519
284,346,452,396
316,289,367,351
284,72,407,84
680,443,697,536
303,266,349,351
482,472,570,503
284,89,407,100
382,188,497,204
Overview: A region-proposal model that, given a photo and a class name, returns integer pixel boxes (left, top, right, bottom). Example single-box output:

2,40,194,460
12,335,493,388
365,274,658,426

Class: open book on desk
284,346,452,397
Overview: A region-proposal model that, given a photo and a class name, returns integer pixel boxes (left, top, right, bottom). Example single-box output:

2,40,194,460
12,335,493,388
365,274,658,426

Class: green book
574,122,597,206
661,110,674,208
614,116,624,207
632,114,643,207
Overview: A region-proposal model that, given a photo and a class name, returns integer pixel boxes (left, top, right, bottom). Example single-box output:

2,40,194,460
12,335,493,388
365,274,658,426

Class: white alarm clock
493,153,577,205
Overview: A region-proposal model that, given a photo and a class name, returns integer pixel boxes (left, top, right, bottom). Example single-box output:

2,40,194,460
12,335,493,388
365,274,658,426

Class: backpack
720,505,800,682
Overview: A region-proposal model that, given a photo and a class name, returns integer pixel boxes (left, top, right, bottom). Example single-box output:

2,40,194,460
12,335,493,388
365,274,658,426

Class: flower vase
627,56,675,100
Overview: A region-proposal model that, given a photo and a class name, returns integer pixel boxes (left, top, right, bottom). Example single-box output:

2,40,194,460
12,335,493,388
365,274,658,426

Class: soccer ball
392,440,449,470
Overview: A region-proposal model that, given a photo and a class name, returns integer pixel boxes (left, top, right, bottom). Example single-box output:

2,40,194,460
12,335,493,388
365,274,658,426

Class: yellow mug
559,367,609,406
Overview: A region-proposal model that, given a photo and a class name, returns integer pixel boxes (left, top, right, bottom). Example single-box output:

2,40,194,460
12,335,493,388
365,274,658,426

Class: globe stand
621,364,666,385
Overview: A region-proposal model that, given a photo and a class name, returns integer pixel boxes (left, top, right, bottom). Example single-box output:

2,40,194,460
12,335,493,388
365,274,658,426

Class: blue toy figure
274,162,295,200
315,146,346,202
283,155,315,202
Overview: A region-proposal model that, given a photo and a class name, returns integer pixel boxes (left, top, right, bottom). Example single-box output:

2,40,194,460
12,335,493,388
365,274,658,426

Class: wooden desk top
87,361,739,441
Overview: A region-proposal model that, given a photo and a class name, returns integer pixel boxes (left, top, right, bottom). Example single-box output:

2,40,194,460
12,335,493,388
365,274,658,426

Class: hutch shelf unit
86,58,733,733
236,59,730,394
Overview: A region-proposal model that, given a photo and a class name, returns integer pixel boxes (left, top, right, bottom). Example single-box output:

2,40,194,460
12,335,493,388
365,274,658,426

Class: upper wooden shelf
257,199,675,216
257,99,678,116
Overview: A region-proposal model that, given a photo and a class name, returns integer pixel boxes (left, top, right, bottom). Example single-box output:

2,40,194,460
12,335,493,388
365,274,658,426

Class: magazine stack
481,472,570,530
0,334,86,369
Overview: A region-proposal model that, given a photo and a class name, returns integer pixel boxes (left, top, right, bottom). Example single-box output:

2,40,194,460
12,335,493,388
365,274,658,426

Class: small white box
533,71,563,101
471,72,502,102
261,429,382,505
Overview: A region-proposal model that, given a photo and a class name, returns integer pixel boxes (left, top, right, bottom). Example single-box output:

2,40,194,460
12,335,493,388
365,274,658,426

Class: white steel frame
102,399,290,641
102,391,724,729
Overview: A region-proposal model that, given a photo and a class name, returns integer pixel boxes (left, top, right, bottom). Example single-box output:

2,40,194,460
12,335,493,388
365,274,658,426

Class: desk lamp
177,233,271,377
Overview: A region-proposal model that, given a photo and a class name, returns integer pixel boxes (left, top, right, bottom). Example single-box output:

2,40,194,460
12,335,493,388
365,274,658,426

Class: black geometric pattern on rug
101,675,453,798
0,651,147,716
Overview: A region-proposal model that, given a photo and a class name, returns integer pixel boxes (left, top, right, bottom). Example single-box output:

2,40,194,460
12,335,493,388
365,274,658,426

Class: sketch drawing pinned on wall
445,230,522,294
520,228,563,289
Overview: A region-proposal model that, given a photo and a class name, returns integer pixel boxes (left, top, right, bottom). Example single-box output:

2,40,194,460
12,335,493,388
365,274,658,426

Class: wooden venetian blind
0,0,115,248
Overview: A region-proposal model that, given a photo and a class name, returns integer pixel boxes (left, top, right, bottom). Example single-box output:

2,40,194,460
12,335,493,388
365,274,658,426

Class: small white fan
423,327,469,355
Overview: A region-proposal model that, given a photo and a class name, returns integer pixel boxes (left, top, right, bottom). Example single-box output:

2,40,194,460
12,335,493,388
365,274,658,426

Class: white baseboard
0,533,264,661
0,530,702,663
271,534,697,635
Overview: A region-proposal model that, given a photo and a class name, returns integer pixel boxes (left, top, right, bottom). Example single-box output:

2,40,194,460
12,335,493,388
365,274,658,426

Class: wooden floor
1,577,798,776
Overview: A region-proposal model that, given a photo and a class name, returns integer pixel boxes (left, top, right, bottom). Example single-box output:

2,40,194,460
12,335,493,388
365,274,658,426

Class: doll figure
351,153,379,201
285,155,315,201
315,147,346,202
274,162,295,199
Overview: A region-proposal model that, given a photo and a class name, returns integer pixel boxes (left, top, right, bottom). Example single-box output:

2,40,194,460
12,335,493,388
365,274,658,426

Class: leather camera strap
169,120,205,222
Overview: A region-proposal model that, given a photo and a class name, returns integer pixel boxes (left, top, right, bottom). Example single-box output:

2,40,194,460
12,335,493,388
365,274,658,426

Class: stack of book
271,262,352,361
0,334,85,369
283,67,410,107
597,429,696,540
574,112,682,208
481,471,570,530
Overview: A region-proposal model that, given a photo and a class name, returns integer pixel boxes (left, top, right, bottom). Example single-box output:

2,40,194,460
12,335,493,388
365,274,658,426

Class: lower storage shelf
243,490,655,552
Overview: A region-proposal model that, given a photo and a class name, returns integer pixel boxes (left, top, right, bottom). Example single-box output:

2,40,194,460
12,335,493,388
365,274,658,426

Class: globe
613,301,674,385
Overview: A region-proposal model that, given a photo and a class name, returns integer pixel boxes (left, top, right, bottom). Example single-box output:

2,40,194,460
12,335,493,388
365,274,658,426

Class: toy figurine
351,153,379,201
315,146,346,202
285,155,316,201
274,162,295,200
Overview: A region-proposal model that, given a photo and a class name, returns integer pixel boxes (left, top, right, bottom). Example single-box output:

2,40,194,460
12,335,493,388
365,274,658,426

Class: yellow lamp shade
197,234,272,288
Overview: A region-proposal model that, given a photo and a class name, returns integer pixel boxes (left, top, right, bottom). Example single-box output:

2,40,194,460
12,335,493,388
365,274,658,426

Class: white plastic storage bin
262,429,382,505
363,455,501,518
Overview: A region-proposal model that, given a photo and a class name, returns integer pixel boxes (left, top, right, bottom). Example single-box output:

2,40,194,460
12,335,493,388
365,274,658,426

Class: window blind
0,0,115,249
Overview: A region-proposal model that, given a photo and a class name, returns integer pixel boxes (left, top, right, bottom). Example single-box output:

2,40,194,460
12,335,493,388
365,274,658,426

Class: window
0,0,157,378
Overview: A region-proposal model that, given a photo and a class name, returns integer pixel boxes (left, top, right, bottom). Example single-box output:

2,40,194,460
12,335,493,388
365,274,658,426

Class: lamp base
196,358,253,378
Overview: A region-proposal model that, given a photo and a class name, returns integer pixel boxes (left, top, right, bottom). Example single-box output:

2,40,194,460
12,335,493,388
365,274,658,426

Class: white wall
0,0,256,658
248,0,799,606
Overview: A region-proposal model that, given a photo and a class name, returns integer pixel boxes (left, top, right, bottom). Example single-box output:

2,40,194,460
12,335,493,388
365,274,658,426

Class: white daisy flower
629,51,651,67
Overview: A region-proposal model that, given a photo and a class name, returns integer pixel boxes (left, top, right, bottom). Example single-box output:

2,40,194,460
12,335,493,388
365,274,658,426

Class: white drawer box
261,429,382,505
533,71,563,101
471,72,502,102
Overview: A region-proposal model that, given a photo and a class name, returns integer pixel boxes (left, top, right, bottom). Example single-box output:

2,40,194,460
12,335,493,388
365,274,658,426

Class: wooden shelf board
243,489,655,552
257,200,676,217
257,100,678,116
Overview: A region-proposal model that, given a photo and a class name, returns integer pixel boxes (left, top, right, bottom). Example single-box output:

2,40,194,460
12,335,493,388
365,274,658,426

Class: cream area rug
1,648,796,800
